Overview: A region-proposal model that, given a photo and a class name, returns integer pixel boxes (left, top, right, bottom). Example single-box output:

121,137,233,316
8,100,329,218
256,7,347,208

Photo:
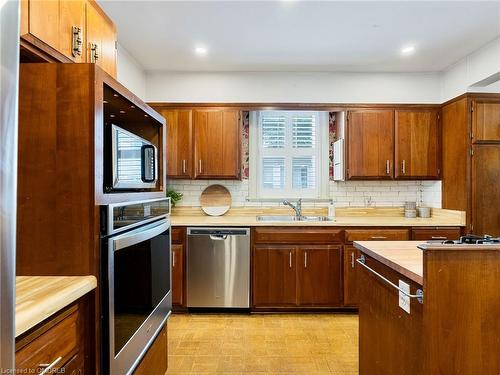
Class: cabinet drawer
16,307,79,373
345,229,409,243
411,227,461,241
254,227,344,244
172,227,185,244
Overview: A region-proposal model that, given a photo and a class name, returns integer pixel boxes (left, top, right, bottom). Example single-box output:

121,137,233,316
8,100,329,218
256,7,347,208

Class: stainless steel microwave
107,125,158,191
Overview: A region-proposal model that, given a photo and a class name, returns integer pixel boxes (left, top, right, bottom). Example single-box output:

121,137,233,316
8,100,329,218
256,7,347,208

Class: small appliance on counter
100,198,171,375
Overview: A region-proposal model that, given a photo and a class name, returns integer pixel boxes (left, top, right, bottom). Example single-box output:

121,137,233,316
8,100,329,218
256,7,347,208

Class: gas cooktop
441,235,500,245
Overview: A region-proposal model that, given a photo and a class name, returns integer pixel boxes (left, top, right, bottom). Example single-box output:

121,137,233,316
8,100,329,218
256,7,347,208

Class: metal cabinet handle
357,255,423,304
304,251,308,268
72,26,82,57
172,251,176,267
198,160,202,174
39,357,62,375
289,251,292,268
351,251,355,268
90,42,99,63
386,160,390,174
431,236,447,240
402,160,406,174
370,236,387,240
182,159,187,174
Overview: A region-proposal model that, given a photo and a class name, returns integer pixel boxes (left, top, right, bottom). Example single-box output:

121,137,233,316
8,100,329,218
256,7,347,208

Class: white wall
440,36,500,101
146,71,441,104
116,44,146,100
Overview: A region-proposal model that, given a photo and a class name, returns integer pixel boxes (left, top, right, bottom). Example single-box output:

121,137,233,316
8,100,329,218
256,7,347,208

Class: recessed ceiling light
401,45,416,56
194,46,207,56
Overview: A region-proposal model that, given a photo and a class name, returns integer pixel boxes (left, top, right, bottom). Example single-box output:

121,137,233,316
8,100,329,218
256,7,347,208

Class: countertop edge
353,241,424,285
16,276,97,337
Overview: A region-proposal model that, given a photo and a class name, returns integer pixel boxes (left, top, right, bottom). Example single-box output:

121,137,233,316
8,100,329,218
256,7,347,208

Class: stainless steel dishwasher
187,227,250,308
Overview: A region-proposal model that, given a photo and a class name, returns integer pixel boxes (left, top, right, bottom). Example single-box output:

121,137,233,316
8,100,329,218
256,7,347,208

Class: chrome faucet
283,199,303,219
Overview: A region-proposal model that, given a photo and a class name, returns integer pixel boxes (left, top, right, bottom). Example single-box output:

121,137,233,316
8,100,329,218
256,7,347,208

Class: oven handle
113,220,169,251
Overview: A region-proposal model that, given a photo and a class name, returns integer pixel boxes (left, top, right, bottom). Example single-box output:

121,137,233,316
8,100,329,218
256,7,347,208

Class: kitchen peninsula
354,240,500,375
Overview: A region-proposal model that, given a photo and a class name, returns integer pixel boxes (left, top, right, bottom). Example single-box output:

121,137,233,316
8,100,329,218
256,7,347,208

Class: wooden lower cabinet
343,245,360,307
252,246,297,307
172,244,185,306
252,245,342,308
411,227,462,241
297,246,342,306
15,297,92,374
133,323,168,375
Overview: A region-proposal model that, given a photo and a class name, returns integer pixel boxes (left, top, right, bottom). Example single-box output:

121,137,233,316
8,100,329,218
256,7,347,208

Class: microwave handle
141,144,156,183
113,220,169,251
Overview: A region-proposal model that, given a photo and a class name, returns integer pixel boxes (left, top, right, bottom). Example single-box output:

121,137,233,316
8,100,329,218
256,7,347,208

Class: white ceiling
99,1,500,73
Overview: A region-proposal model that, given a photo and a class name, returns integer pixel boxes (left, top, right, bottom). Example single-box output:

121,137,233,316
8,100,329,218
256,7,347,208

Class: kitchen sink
256,215,333,222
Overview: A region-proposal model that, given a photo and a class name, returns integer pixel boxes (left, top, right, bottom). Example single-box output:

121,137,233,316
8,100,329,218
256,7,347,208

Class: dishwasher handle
187,227,250,236
209,234,228,241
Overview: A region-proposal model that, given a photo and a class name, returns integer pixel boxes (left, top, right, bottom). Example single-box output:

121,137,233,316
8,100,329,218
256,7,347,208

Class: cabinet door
343,246,360,307
472,101,500,142
193,109,241,179
252,246,297,307
86,1,117,78
172,244,184,306
163,110,193,178
472,145,500,236
61,353,84,375
347,110,394,179
29,0,60,49
297,245,342,307
59,0,86,62
395,110,440,179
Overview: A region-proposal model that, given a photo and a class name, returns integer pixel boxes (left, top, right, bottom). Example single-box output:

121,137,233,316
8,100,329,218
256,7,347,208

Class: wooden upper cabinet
59,0,86,62
347,110,394,179
395,109,440,179
472,100,500,142
471,145,500,236
193,109,241,179
86,0,117,78
297,246,342,307
28,0,60,49
163,110,193,178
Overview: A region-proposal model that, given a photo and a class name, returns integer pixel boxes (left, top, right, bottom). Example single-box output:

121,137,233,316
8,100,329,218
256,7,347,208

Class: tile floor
166,313,358,375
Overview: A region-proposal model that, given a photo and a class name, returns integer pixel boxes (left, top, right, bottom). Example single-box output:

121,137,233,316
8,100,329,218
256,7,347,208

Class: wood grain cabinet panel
472,100,500,142
193,109,241,179
28,0,60,50
59,0,86,62
471,145,500,236
411,227,461,241
395,109,440,179
252,246,297,307
345,229,409,243
162,110,193,178
86,0,117,78
172,244,185,306
297,246,342,307
253,227,343,244
343,245,360,307
133,323,168,375
347,110,394,179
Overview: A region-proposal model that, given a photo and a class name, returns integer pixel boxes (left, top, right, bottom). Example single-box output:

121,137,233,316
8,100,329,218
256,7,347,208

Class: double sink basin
256,215,333,222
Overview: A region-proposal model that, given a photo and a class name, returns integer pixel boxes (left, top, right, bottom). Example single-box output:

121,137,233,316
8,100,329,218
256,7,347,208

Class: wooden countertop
170,206,465,227
353,241,424,284
16,276,97,337
171,215,465,227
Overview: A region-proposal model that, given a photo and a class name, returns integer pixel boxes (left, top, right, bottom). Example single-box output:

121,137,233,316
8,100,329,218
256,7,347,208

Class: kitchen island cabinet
354,240,500,375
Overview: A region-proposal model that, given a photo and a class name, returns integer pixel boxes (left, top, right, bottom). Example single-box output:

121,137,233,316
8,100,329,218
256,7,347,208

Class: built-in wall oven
101,198,171,375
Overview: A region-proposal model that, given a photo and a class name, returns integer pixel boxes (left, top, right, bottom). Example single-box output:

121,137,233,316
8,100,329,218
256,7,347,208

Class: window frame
249,110,330,200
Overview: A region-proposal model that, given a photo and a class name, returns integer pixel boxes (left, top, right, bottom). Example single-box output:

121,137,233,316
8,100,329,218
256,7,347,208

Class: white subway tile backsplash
167,178,442,208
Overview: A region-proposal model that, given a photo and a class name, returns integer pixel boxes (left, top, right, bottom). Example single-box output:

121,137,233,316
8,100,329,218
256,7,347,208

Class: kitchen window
249,111,329,199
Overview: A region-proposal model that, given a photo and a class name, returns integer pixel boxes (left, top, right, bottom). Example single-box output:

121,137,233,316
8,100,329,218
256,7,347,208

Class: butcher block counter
16,276,97,337
171,206,465,227
353,241,500,375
